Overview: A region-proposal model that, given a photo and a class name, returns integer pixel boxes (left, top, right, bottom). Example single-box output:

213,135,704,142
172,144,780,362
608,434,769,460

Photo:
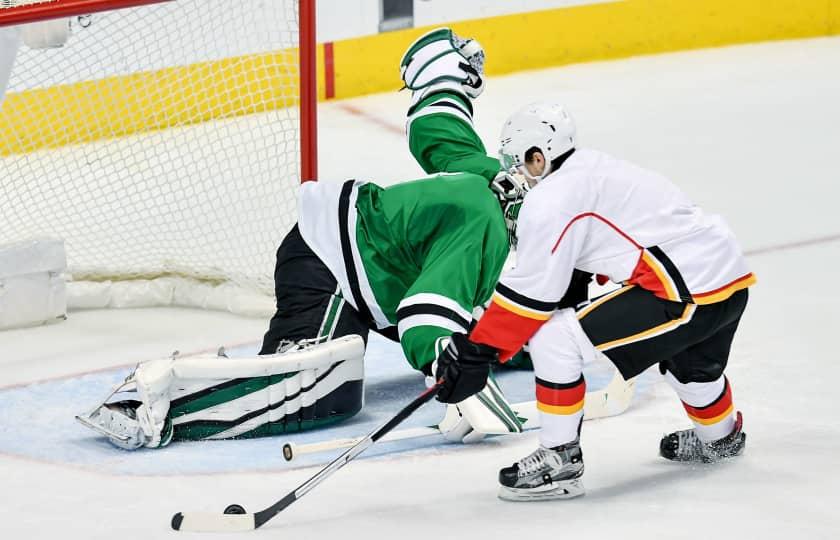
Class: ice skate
660,411,746,463
498,440,584,501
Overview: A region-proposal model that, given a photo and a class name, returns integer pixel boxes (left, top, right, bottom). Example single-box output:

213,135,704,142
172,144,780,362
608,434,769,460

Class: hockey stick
283,371,635,461
170,382,441,532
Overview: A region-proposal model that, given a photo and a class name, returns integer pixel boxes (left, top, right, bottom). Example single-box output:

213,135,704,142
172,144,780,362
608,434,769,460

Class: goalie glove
400,27,486,101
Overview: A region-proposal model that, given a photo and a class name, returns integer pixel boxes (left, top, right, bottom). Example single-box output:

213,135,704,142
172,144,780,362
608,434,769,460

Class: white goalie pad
438,374,524,443
171,336,364,380
77,335,366,449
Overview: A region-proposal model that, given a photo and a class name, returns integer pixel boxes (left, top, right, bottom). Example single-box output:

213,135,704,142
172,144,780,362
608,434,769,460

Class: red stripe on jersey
536,378,586,407
693,273,755,298
683,379,733,420
470,301,545,362
551,212,642,254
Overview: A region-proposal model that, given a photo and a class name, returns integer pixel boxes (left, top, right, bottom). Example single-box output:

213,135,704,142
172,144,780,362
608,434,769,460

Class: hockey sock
664,371,735,442
535,374,586,448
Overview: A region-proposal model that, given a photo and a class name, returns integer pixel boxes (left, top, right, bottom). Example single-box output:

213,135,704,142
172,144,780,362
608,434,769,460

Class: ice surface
1,36,839,539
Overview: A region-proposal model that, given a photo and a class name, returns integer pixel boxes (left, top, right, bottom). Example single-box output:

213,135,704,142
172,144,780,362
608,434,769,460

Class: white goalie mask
499,101,576,183
400,27,486,100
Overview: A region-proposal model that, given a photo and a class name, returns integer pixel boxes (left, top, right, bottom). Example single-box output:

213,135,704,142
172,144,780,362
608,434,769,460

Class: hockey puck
224,504,247,515
282,443,293,461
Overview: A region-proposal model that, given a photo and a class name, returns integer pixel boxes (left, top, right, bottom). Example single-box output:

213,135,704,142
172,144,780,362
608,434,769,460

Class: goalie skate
498,440,584,501
660,411,746,463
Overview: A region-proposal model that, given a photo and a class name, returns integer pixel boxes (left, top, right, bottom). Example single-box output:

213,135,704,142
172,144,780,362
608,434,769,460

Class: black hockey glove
435,333,498,404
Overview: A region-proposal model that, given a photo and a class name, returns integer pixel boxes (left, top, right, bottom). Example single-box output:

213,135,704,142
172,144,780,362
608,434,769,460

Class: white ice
2,36,839,539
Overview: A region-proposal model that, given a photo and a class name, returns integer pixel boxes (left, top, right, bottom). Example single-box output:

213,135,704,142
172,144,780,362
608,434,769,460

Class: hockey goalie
77,28,565,450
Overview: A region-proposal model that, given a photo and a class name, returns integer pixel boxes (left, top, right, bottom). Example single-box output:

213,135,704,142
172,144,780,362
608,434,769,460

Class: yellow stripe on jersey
693,274,757,305
491,294,553,321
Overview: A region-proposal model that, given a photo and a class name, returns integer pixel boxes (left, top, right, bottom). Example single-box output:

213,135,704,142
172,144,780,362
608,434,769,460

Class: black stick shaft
253,383,441,529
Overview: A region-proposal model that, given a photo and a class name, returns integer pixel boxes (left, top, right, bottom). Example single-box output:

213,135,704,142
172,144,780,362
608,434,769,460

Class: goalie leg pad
438,372,523,443
170,336,365,442
78,336,366,449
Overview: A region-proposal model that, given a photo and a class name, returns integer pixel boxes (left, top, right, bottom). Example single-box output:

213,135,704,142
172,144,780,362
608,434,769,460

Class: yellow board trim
596,303,696,351
537,400,585,416
3,0,839,154
687,404,734,426
334,0,840,99
0,47,312,156
492,294,552,321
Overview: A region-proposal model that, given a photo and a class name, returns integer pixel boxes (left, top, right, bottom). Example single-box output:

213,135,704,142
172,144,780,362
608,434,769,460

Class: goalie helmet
400,27,486,100
499,101,576,183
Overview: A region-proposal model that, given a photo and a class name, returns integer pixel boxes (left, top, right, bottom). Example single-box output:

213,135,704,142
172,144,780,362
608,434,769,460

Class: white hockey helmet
499,101,576,183
400,27,485,99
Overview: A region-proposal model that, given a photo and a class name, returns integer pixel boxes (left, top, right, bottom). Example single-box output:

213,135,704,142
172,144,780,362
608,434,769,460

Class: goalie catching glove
400,27,486,103
433,333,523,443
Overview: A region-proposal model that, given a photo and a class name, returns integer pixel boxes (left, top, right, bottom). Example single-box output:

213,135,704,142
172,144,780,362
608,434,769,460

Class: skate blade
498,478,585,502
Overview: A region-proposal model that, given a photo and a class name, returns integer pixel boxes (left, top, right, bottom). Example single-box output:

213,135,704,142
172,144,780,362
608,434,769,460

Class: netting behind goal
0,0,308,311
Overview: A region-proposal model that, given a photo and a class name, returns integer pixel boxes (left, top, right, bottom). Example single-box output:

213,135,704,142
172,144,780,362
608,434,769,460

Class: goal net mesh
0,0,301,306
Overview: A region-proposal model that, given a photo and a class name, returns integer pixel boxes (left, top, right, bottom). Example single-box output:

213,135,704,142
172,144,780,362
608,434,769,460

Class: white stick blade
171,511,255,532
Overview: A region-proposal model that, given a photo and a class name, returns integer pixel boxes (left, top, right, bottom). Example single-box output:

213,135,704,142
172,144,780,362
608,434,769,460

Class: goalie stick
170,382,441,533
283,371,635,461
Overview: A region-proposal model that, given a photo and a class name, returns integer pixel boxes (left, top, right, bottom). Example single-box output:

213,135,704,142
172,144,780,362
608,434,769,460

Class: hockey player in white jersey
434,101,755,501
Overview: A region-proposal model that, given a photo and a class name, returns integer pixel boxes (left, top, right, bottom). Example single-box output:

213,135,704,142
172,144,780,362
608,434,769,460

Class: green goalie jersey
298,174,508,371
299,86,509,371
406,90,501,182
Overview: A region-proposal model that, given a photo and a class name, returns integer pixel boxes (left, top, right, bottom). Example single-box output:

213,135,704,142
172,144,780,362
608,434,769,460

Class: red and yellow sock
536,375,585,448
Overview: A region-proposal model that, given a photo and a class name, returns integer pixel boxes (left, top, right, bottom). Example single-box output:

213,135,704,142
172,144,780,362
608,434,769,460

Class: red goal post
0,0,318,314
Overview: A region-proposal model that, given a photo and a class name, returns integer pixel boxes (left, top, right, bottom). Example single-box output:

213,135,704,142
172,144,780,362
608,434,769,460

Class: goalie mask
490,170,529,248
400,27,485,100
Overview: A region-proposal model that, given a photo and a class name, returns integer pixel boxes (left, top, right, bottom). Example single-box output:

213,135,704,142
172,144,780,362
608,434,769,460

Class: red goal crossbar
0,0,318,185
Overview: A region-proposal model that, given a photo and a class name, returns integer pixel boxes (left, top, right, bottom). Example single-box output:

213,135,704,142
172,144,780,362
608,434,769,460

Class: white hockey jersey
471,148,755,360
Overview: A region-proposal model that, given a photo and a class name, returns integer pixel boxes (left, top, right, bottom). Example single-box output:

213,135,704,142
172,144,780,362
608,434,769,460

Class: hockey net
0,0,314,315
